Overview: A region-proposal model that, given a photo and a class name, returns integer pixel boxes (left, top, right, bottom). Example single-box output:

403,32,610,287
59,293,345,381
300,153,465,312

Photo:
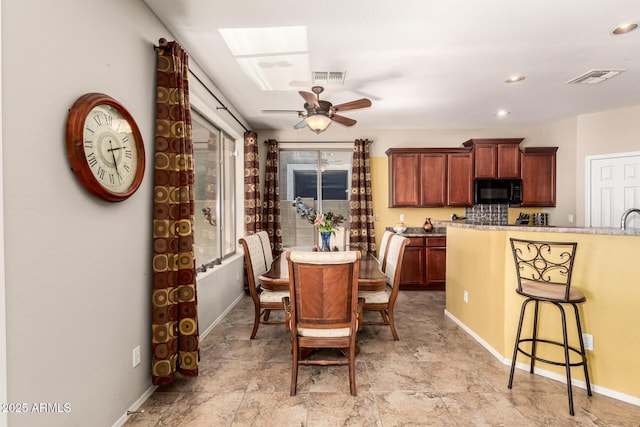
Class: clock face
83,104,139,194
66,93,145,202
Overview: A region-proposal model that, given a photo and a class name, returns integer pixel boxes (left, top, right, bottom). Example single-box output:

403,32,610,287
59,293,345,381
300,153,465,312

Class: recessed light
505,75,525,83
612,23,638,35
496,110,510,118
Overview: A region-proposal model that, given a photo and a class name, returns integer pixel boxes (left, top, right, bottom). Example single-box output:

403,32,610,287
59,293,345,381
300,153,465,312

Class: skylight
219,26,310,91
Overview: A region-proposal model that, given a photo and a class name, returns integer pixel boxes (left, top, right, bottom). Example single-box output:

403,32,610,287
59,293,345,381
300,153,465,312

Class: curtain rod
154,43,250,133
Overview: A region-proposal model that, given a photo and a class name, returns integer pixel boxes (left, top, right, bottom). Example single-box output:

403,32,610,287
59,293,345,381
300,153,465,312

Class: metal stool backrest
510,238,578,302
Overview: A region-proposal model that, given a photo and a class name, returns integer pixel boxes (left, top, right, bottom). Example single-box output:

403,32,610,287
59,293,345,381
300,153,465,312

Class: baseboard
112,292,246,427
111,385,157,427
443,309,640,408
443,309,506,363
200,292,245,339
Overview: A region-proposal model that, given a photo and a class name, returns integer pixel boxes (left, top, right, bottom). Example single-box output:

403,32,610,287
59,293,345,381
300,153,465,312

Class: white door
587,152,640,228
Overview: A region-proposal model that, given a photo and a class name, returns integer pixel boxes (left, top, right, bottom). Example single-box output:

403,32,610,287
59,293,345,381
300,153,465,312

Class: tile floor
125,291,640,426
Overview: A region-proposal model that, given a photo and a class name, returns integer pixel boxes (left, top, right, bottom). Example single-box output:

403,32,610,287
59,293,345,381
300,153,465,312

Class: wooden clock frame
66,93,145,202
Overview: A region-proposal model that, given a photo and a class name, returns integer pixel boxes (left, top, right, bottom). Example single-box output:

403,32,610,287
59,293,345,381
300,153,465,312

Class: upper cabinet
387,140,557,208
446,151,474,206
387,148,473,207
520,147,557,207
463,138,523,179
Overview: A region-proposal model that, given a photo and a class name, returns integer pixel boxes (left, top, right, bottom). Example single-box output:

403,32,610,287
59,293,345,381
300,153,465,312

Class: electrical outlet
132,346,141,367
582,333,593,351
568,214,574,224
400,214,405,222
463,290,469,303
236,272,240,282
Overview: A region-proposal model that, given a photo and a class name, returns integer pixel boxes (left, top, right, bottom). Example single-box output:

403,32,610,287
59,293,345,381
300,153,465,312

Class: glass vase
320,231,332,251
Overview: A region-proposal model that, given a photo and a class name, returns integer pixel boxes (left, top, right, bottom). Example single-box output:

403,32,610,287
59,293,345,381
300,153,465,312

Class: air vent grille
566,69,626,85
312,71,346,86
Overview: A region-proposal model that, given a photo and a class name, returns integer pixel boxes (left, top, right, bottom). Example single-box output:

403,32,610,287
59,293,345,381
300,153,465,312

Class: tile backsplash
465,204,509,225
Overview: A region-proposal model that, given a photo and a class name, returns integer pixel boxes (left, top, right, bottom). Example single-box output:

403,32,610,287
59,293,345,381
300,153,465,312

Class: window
279,149,352,248
293,170,349,201
192,110,236,271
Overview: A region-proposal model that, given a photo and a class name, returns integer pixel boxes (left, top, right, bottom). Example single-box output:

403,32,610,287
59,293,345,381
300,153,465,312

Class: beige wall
576,105,640,225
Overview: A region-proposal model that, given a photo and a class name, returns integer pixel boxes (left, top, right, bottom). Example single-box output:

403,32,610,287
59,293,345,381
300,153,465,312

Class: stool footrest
516,338,587,368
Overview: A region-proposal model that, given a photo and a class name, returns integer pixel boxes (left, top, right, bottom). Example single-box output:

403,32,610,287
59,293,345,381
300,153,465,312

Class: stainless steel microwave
474,179,522,205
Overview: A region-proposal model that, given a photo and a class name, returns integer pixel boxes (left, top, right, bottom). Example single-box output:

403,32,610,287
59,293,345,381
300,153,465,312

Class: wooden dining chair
358,234,409,340
239,234,288,339
283,250,364,396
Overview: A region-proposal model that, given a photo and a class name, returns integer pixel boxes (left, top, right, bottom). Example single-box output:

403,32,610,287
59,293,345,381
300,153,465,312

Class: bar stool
507,238,592,416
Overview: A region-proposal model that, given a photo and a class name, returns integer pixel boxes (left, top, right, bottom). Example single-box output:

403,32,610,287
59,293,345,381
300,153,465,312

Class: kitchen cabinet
463,138,523,179
420,154,447,206
399,236,446,291
521,147,557,207
388,152,421,206
426,237,446,290
387,148,472,207
446,151,474,206
399,237,426,289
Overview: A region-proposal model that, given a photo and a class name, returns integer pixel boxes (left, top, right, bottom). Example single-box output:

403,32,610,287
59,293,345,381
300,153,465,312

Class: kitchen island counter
443,224,640,406
435,220,640,236
385,226,447,238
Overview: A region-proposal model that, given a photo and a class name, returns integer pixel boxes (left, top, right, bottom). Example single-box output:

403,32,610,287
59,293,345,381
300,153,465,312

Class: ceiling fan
263,86,372,134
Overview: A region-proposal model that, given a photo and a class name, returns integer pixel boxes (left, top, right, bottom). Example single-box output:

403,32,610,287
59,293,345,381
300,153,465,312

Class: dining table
258,248,388,292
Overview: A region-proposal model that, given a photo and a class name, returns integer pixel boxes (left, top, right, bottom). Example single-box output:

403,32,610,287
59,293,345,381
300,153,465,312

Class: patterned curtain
349,139,376,254
151,38,199,385
263,139,282,256
244,130,262,235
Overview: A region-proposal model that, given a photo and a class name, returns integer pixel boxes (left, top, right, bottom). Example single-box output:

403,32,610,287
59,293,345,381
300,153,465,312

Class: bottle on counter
423,217,433,232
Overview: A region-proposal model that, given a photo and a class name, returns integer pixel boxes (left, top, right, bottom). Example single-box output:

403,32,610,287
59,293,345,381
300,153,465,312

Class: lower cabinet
426,237,446,290
399,236,446,291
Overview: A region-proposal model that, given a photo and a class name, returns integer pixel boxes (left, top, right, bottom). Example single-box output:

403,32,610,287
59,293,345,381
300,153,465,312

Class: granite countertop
385,226,447,237
432,220,640,236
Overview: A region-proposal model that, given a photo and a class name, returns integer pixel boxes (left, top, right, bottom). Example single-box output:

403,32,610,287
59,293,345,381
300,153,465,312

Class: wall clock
66,93,145,202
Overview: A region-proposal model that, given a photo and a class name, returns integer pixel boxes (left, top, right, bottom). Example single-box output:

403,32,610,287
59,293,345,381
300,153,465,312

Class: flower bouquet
309,211,345,234
309,211,345,251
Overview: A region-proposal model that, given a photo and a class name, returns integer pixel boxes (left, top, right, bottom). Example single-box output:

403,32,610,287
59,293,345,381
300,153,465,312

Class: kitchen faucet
620,208,640,230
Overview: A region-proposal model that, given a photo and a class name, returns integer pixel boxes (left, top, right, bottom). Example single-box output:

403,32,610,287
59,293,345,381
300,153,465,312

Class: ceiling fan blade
294,119,307,129
332,98,372,112
331,114,357,127
299,91,320,108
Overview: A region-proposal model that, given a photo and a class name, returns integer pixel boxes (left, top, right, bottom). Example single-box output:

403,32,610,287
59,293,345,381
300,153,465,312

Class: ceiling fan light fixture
305,113,332,134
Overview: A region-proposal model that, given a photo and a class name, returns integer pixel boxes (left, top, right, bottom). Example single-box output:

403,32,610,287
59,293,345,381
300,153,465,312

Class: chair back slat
384,234,410,289
378,230,394,271
257,231,274,266
239,234,267,290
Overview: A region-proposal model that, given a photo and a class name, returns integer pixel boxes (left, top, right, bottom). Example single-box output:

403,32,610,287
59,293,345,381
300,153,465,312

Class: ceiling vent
312,71,346,86
566,69,626,85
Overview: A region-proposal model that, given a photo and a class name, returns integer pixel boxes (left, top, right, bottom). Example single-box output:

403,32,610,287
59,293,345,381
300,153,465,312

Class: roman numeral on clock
87,152,98,167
